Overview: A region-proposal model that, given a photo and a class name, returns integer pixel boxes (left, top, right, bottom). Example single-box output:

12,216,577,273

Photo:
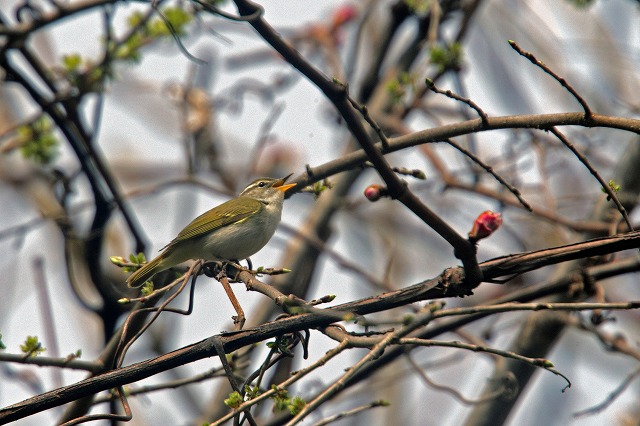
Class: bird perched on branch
126,174,296,288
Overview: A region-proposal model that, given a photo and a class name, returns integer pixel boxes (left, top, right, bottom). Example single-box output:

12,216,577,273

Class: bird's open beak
275,173,296,192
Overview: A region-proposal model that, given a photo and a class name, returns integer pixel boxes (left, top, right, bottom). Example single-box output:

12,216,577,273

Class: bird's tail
126,255,167,288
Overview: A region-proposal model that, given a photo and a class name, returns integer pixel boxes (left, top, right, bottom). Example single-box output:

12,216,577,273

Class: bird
126,174,296,288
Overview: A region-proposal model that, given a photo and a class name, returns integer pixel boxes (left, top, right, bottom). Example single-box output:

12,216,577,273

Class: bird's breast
200,202,282,260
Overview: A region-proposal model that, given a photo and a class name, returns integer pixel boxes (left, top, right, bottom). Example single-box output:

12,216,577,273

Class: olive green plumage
126,175,295,288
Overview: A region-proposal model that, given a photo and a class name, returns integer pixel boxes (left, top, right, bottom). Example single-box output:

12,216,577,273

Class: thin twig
32,257,64,389
433,301,640,319
92,368,224,404
426,78,488,126
311,400,389,426
115,262,202,368
549,127,633,231
406,353,506,405
152,3,206,64
211,340,349,425
445,139,532,211
0,353,101,372
346,91,390,149
573,365,640,418
508,40,593,119
285,304,443,425
400,337,571,391
59,386,132,426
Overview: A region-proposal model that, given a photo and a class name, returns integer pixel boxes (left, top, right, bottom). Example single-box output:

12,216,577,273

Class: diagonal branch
231,0,481,285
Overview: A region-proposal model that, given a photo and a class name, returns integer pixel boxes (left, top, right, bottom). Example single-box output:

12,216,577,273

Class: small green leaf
62,54,82,72
224,391,243,409
18,117,59,165
0,333,6,350
162,7,193,34
114,35,144,63
127,10,146,28
430,42,464,72
127,252,147,265
244,385,261,400
271,387,290,413
404,0,430,15
20,336,46,357
141,281,154,296
146,7,193,37
288,396,306,415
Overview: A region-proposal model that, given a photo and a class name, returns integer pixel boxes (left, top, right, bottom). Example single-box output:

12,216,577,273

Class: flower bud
469,211,502,241
364,184,387,202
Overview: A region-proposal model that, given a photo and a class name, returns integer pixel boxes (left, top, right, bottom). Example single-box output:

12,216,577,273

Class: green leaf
244,385,261,400
404,0,430,15
141,281,155,296
114,34,144,63
288,396,306,415
62,54,82,72
271,391,290,413
146,7,193,38
0,333,6,350
430,42,464,72
20,336,46,357
224,391,243,409
127,11,146,28
19,116,59,165
163,7,193,34
129,252,147,264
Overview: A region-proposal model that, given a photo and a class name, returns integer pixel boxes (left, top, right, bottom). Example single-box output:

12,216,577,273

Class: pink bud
364,184,386,202
469,211,502,241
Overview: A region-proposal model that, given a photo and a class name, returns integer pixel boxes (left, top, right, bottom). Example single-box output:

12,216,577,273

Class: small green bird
126,174,296,288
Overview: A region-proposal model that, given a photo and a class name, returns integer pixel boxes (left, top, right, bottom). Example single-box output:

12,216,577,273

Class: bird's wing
163,198,264,249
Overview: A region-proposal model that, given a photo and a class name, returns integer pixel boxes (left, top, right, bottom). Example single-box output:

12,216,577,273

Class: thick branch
2,231,639,423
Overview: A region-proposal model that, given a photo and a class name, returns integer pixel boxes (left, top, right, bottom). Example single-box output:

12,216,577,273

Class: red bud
364,184,386,202
469,211,502,241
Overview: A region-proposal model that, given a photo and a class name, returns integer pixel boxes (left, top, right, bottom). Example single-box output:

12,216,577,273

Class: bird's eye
258,181,266,187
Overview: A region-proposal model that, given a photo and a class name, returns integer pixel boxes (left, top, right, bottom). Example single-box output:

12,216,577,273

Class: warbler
126,174,295,288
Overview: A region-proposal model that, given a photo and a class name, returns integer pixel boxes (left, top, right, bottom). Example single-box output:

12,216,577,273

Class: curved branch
295,113,640,191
